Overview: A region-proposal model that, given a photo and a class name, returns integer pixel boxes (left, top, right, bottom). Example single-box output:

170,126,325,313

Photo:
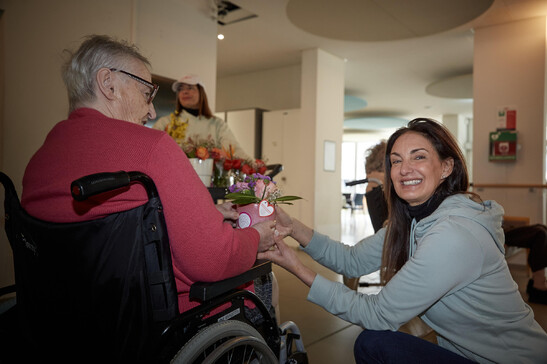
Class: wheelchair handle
71,171,131,201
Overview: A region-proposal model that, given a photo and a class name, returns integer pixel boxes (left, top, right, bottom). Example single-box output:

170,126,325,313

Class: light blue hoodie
305,194,547,363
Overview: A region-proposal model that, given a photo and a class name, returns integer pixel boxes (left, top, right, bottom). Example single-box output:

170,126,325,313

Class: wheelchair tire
171,320,278,364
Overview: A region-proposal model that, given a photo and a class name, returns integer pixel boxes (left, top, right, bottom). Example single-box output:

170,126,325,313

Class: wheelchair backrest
0,171,178,361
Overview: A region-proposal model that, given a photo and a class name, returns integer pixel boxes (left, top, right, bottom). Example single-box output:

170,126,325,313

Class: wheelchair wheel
171,320,278,364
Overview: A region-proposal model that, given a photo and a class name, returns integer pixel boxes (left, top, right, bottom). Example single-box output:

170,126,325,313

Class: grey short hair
61,35,151,112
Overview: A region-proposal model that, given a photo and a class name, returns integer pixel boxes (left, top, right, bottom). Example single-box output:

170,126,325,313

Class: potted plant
225,173,302,228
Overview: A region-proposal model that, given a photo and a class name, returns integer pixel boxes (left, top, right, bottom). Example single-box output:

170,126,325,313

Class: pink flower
254,179,278,199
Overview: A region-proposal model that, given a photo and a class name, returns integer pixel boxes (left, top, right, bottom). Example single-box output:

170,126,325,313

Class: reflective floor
274,208,547,364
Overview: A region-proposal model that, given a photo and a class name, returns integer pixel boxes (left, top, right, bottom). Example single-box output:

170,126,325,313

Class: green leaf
224,193,260,205
273,196,303,202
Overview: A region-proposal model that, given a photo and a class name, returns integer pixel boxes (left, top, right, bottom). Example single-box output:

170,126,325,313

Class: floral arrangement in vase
165,130,271,188
225,173,302,228
181,135,218,160
210,144,269,187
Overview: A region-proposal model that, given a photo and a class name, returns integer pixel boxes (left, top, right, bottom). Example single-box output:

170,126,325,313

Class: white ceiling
216,0,547,130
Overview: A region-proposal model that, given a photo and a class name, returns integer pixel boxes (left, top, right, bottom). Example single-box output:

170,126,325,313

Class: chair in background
352,193,365,212
342,193,352,209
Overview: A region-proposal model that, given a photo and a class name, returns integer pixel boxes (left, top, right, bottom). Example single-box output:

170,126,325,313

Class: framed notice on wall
324,140,336,172
497,106,517,130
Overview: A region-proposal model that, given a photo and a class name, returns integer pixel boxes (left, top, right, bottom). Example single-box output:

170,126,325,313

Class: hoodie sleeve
307,216,486,330
303,228,385,278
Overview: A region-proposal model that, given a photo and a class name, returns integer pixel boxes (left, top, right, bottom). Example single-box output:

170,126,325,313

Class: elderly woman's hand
215,202,239,225
252,220,277,252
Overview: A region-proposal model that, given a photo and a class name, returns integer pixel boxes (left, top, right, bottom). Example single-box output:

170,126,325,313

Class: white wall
0,0,217,288
216,64,301,112
473,17,546,224
136,0,218,108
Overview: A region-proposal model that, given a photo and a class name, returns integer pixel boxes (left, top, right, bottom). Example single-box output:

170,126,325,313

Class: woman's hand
275,207,314,248
258,239,316,287
215,202,239,225
273,206,293,240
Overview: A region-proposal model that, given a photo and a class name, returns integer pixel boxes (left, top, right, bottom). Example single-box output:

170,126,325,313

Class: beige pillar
473,17,546,223
300,49,345,238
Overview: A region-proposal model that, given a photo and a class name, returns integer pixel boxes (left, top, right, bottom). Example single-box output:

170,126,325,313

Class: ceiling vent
215,0,257,25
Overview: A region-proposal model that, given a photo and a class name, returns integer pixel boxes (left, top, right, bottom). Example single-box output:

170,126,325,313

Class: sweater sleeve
145,133,260,283
307,217,485,330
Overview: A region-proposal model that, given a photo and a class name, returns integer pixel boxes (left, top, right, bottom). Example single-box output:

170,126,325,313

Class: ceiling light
218,34,225,40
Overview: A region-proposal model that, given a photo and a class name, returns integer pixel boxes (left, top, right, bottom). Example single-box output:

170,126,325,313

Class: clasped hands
216,202,299,273
216,202,292,251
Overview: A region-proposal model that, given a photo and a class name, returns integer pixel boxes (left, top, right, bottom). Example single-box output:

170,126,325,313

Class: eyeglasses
110,68,159,104
178,84,198,92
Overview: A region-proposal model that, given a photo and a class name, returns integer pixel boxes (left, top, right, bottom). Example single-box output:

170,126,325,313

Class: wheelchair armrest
189,260,272,302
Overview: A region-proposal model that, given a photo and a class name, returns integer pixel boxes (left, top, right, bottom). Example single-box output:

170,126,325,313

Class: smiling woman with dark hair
259,118,547,363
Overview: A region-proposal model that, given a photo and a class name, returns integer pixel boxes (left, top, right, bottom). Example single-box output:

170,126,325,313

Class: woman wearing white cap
153,74,250,160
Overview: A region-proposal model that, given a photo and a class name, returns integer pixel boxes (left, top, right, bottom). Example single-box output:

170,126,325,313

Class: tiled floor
274,209,547,364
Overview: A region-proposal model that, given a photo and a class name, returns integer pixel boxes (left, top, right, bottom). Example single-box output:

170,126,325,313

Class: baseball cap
172,74,203,92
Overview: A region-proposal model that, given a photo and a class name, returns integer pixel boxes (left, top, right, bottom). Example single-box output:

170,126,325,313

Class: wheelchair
0,171,307,363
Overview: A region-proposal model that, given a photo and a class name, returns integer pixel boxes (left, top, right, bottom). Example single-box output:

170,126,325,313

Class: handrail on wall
470,183,547,189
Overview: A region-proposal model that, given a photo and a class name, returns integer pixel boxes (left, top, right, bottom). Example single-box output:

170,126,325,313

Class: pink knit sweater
21,108,260,313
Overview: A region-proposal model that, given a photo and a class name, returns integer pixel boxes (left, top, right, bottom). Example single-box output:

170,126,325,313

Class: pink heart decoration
259,200,275,217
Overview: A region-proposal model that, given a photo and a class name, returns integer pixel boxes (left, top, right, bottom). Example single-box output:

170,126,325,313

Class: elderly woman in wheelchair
0,34,306,363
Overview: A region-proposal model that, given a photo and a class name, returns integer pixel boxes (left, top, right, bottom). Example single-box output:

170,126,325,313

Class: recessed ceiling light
218,34,225,40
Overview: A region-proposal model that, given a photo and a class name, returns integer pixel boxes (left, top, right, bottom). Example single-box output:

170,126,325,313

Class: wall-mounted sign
324,140,336,172
489,130,517,161
497,106,517,130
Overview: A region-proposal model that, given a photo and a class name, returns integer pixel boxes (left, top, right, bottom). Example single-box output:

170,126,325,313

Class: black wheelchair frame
0,171,306,363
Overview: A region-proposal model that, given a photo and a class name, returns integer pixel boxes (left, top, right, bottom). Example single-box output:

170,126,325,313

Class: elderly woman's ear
96,68,116,101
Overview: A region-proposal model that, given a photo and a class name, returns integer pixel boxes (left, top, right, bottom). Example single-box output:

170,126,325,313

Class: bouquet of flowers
182,135,218,160
166,129,273,187
164,112,188,145
225,173,301,206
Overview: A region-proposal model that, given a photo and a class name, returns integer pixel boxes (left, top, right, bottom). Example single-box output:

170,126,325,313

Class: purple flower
229,181,250,193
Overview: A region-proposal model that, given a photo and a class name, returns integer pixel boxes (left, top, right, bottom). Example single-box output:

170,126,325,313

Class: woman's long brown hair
381,118,471,283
